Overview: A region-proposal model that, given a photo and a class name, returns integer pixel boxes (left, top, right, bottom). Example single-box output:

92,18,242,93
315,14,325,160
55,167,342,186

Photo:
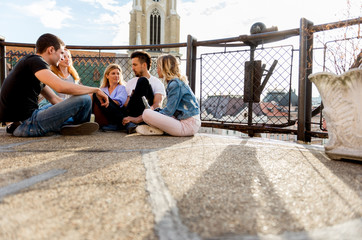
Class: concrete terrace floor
0,126,361,240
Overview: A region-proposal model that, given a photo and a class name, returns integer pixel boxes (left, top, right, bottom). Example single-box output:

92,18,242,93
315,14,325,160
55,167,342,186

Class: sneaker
136,125,164,136
125,122,137,134
60,122,99,136
6,121,21,134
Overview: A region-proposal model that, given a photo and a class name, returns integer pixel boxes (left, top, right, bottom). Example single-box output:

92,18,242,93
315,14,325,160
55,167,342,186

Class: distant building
129,0,180,55
260,102,288,117
202,88,299,121
263,89,298,106
201,95,268,123
202,95,245,119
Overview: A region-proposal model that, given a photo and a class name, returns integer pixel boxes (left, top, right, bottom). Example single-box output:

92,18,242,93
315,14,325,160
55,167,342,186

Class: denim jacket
159,78,200,120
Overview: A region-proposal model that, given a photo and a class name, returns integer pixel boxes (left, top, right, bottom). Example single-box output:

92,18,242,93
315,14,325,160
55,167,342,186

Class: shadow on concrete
171,139,307,239
307,149,362,216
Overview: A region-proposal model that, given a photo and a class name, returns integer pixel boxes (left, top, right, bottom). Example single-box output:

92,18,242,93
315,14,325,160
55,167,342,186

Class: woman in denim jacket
136,54,201,136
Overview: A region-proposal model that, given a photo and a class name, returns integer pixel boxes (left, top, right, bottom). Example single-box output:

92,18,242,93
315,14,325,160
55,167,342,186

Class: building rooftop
0,127,361,240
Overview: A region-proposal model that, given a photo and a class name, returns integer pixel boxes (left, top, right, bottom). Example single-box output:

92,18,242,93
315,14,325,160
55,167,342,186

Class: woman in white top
50,48,80,99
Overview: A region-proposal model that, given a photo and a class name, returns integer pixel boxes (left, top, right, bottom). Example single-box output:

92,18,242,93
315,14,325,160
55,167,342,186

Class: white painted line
0,136,59,152
0,169,67,200
142,151,200,240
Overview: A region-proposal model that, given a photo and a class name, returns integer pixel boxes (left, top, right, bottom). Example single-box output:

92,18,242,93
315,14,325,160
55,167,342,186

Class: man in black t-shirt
0,33,109,137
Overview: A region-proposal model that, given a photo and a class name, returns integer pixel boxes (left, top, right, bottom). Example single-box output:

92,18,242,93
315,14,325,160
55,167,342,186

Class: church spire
129,0,180,54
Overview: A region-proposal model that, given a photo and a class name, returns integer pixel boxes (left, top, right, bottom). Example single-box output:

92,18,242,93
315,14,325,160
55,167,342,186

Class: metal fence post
0,36,5,87
247,45,256,137
297,18,314,142
186,35,197,92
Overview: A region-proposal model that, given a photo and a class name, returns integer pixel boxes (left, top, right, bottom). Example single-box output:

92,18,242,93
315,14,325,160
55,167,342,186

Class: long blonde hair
157,54,188,84
100,64,125,88
50,48,80,83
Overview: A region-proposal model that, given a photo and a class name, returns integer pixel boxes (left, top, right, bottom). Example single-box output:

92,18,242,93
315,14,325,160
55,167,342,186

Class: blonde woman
50,48,80,99
93,64,128,130
99,64,127,106
136,54,201,136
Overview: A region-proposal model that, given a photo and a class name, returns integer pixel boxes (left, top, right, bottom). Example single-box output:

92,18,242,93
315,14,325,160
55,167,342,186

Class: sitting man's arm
35,69,109,107
41,86,63,105
151,93,163,110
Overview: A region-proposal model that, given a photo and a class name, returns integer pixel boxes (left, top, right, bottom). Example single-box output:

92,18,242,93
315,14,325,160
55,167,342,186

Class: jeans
13,95,92,137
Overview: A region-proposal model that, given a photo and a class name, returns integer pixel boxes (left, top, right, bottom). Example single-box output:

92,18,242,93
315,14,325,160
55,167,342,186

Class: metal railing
1,17,361,142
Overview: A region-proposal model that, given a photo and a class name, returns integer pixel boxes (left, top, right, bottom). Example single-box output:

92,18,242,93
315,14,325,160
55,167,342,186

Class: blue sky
0,0,360,46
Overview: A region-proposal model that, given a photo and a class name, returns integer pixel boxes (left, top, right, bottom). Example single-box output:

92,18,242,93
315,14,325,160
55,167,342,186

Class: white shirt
58,75,75,99
126,75,166,97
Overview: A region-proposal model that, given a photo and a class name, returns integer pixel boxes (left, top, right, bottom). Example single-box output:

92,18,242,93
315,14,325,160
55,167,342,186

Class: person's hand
122,116,143,125
96,89,109,107
122,116,131,125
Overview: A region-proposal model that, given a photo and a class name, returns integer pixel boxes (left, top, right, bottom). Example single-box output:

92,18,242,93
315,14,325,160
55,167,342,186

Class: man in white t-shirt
122,51,166,133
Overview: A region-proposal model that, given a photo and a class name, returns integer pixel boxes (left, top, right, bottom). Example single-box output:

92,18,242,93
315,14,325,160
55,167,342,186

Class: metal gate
200,45,295,131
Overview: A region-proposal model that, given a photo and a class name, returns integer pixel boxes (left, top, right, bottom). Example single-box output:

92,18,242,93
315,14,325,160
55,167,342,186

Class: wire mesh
200,45,294,126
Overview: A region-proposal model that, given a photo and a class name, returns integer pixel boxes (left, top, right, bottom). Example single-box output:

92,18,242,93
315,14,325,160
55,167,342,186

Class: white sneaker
136,125,164,136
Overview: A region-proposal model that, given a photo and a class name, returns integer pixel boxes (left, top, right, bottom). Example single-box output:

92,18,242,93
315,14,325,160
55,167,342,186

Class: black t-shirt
0,55,48,122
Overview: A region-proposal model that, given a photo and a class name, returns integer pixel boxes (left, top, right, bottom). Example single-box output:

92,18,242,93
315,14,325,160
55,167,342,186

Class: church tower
129,0,180,54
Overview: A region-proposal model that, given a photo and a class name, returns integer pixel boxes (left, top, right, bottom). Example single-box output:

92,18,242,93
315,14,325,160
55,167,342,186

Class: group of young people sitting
0,33,201,137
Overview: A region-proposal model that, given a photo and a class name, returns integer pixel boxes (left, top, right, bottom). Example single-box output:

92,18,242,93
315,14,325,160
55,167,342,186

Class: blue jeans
13,95,92,137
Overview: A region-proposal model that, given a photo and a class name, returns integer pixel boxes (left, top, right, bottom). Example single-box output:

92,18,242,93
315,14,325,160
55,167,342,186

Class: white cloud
94,13,121,25
178,0,361,42
96,0,123,11
80,0,120,9
78,0,127,26
19,0,72,29
79,0,131,45
79,0,128,13
109,2,133,45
